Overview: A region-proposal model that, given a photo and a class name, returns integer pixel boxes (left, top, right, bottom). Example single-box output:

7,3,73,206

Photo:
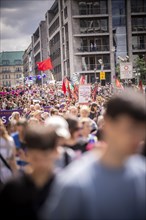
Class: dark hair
106,89,146,122
24,125,58,151
91,102,98,112
65,115,78,137
50,108,58,116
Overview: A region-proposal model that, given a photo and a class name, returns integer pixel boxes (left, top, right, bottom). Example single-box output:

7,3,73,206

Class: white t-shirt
0,136,15,183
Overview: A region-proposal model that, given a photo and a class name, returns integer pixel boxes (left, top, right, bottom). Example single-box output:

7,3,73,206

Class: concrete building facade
23,43,33,77
0,51,24,87
45,0,146,83
32,20,48,76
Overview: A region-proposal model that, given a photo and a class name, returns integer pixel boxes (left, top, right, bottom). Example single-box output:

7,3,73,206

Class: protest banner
0,109,23,124
79,84,91,104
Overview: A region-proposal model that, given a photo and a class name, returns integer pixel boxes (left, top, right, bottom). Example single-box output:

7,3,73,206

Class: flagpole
42,71,43,88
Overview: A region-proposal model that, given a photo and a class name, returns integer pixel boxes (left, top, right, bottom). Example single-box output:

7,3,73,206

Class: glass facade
112,0,127,62
77,36,109,52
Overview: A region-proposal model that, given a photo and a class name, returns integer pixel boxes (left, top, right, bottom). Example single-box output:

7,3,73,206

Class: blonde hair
10,111,20,121
0,119,9,140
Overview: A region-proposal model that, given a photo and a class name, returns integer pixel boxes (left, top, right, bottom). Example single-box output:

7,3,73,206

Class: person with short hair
42,89,146,220
0,125,61,219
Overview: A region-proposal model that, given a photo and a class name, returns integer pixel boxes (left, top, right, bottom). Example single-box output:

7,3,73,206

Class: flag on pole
80,75,86,85
37,58,53,71
115,79,124,90
62,78,67,94
139,80,143,93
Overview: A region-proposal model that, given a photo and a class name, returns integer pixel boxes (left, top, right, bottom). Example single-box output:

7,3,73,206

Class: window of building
131,0,146,13
5,75,7,79
9,75,10,79
64,7,68,19
80,18,108,33
2,60,10,65
132,17,146,31
78,0,108,15
14,59,22,65
132,35,146,49
49,17,59,37
2,75,4,79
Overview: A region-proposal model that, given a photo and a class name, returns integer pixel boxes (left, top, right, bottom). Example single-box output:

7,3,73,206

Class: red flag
62,79,67,94
115,79,124,90
66,78,72,99
139,80,143,93
73,84,78,100
80,75,86,85
37,58,53,71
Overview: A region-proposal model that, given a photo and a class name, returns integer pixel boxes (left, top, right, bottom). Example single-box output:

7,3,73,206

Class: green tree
135,56,146,83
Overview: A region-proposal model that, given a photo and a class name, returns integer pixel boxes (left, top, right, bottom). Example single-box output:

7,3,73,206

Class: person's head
0,119,9,140
104,89,146,157
10,111,20,121
28,117,39,126
80,105,90,118
50,108,59,116
42,112,50,120
45,116,70,145
30,104,35,112
69,106,78,117
90,102,98,112
34,103,41,110
80,118,92,137
65,115,82,140
33,110,43,121
24,125,60,172
16,118,28,139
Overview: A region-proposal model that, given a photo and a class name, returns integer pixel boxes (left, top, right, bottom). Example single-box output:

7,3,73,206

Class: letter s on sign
1,116,7,124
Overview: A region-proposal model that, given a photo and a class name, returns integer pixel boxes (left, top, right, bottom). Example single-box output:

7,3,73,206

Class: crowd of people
0,83,146,220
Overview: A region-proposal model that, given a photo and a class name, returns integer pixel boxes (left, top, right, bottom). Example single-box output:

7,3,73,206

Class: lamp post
98,59,103,84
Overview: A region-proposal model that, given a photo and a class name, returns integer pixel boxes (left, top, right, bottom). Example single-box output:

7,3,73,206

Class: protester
45,116,76,169
89,102,98,120
0,125,61,219
41,89,146,220
9,111,20,122
0,119,17,184
69,106,78,117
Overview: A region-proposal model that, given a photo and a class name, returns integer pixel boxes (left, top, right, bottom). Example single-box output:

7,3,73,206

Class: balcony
79,26,108,34
131,6,146,14
132,43,146,51
82,63,110,71
73,7,108,17
132,26,146,33
76,45,110,54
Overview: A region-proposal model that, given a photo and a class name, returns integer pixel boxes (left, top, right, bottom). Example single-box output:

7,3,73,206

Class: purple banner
0,106,51,124
0,109,23,124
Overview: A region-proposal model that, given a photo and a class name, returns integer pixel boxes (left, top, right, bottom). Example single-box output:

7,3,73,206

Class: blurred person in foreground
0,125,63,219
45,116,75,169
0,120,17,185
41,89,146,220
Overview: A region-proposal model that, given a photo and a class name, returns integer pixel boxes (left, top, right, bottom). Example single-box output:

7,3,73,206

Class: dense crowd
0,83,146,220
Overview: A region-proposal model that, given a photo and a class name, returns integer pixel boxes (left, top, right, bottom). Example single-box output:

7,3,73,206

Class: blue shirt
41,153,146,220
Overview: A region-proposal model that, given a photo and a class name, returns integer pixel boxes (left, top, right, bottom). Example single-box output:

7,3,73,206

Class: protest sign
79,84,91,104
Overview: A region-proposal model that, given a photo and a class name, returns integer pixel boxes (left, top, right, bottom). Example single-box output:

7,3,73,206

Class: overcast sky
0,0,54,52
